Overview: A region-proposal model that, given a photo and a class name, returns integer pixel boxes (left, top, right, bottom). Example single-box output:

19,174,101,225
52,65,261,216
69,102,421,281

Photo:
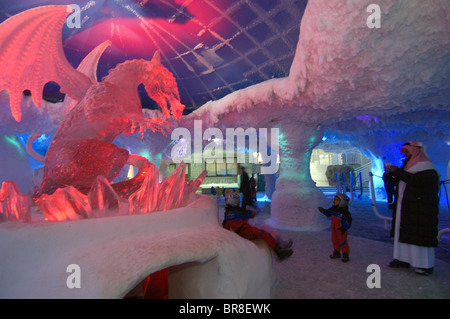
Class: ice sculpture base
0,195,275,298
169,238,274,299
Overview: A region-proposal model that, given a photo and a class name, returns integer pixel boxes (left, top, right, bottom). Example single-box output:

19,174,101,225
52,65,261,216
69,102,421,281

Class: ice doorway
310,143,372,191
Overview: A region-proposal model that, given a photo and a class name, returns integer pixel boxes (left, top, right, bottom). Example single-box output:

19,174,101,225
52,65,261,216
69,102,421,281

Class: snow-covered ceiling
0,0,308,114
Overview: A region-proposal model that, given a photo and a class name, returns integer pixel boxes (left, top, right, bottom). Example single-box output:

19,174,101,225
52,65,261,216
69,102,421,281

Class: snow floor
216,192,450,299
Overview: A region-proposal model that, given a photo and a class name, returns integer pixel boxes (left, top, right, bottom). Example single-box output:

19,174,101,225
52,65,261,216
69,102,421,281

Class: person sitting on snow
223,192,293,261
318,193,353,263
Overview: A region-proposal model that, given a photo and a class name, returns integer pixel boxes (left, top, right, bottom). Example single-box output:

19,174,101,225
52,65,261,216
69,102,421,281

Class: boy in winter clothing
318,194,352,262
223,192,293,261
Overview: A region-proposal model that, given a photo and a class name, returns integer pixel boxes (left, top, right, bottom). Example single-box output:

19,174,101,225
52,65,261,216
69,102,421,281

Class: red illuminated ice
181,170,208,207
35,186,92,222
88,176,128,218
34,162,207,222
0,6,208,223
0,181,31,222
157,162,187,212
128,164,160,215
0,6,184,201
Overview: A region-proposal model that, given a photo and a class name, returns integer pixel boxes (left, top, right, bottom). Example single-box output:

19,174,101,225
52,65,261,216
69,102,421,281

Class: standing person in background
239,167,252,209
383,163,396,209
387,142,440,276
250,174,257,203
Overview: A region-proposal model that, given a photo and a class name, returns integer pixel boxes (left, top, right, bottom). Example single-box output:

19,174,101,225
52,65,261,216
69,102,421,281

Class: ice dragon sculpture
0,5,206,221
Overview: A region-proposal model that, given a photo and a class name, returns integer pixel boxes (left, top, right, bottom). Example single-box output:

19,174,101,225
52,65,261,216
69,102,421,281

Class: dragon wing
62,40,112,115
0,5,93,122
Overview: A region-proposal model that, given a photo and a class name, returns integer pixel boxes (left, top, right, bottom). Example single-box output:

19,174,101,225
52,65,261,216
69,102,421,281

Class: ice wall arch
151,0,449,229
318,109,450,207
323,110,450,182
309,140,372,187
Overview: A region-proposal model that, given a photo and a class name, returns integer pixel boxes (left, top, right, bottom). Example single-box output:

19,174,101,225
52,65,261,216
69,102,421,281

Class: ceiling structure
0,0,308,115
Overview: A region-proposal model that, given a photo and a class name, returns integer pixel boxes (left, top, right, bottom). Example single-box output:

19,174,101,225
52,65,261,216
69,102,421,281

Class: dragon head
142,52,185,120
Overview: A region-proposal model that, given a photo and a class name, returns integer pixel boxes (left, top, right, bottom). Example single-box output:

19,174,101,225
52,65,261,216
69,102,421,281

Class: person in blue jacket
318,193,352,262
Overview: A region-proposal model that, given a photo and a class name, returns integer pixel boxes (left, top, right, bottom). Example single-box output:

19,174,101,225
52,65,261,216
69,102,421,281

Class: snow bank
0,195,275,298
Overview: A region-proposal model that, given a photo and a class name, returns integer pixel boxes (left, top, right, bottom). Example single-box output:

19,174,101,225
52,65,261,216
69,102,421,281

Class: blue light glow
257,194,271,203
16,133,53,169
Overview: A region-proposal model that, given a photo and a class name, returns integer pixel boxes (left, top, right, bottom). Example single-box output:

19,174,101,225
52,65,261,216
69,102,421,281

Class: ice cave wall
0,0,448,229
323,110,450,186
166,0,449,229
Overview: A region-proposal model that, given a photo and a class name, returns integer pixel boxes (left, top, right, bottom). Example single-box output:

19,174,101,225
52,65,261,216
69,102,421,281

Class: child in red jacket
223,192,293,261
318,194,352,262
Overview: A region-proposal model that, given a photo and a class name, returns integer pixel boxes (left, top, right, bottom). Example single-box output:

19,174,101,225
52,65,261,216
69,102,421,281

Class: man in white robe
387,142,440,276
